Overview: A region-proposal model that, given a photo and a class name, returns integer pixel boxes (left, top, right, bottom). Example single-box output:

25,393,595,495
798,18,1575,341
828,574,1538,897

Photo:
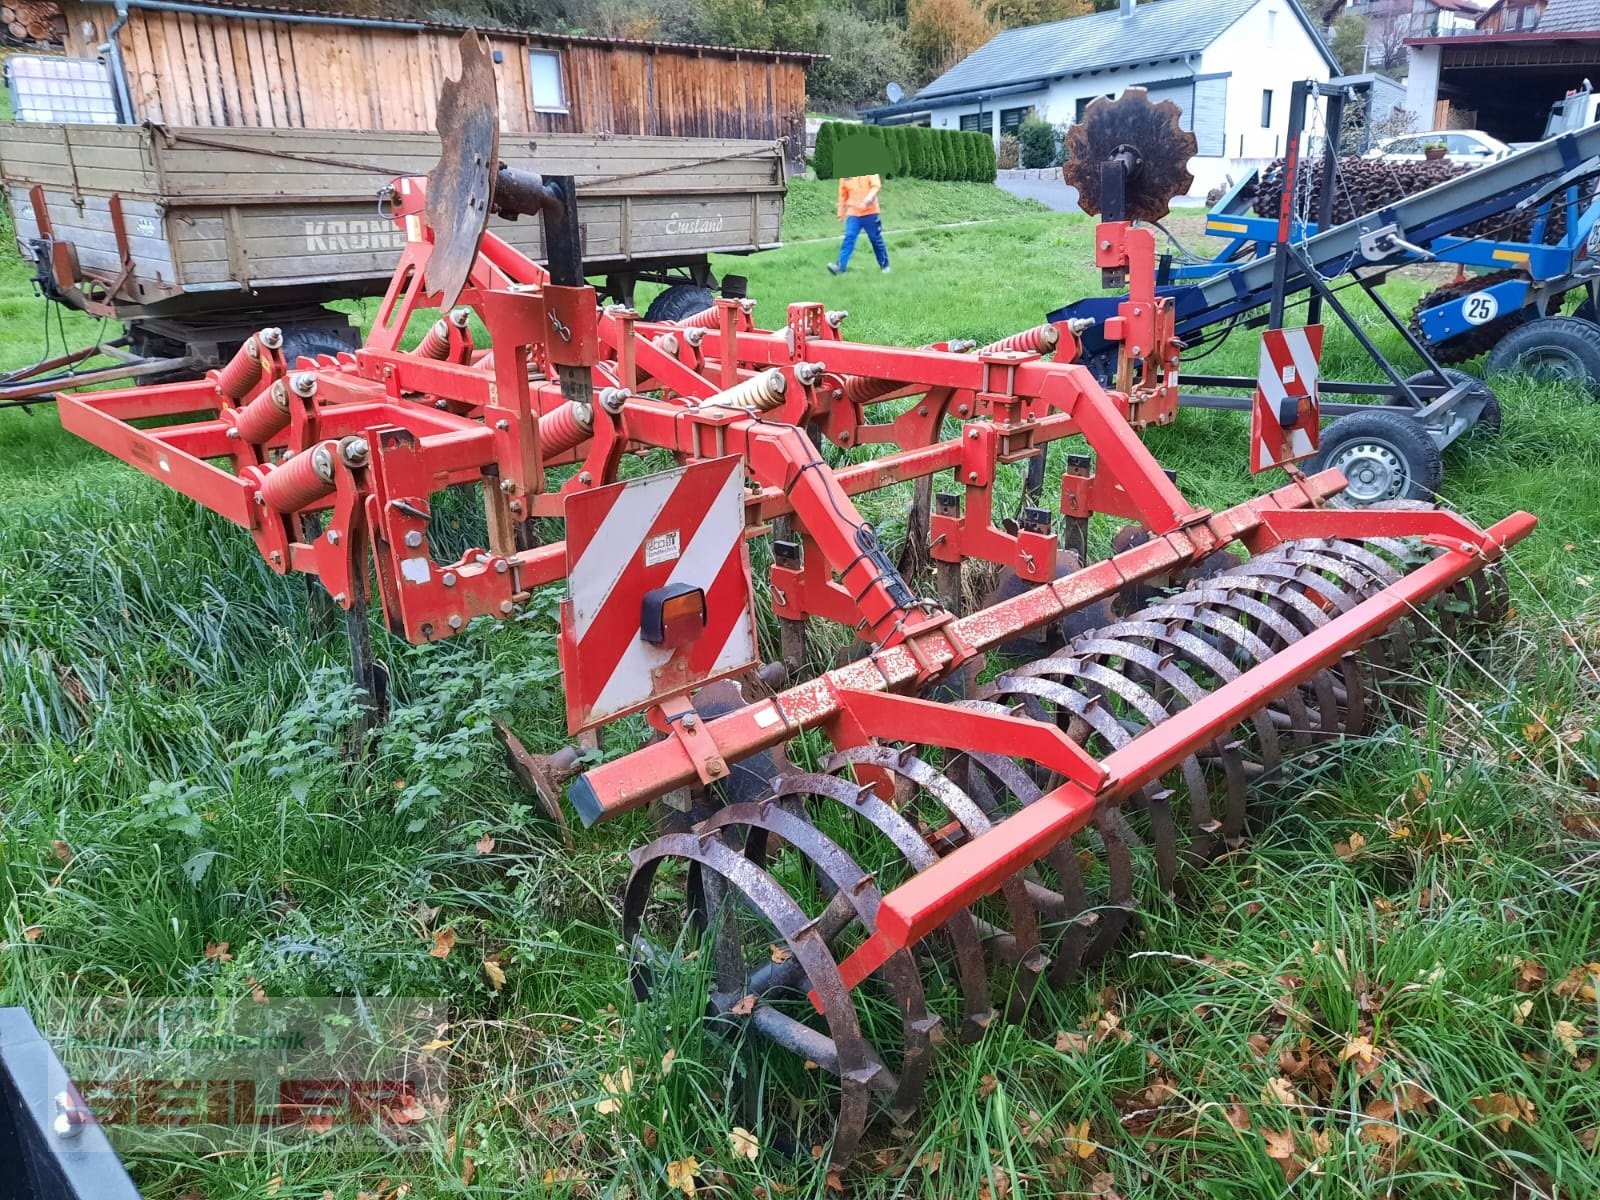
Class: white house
862,0,1337,195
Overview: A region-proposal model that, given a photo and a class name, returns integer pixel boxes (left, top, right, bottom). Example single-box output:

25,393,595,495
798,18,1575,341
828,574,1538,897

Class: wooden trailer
0,0,811,394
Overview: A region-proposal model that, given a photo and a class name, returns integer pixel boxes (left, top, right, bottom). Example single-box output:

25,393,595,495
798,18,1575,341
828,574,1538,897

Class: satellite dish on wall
886,81,904,103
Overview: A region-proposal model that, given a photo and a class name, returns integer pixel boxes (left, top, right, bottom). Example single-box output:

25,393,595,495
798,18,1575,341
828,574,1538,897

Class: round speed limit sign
1461,291,1499,325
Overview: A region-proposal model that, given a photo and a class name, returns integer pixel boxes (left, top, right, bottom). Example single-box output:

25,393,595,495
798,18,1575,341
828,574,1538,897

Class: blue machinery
1051,80,1600,502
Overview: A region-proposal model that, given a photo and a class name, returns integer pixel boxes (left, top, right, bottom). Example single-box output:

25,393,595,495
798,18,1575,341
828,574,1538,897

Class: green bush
907,126,929,177
813,120,839,179
966,131,985,180
934,131,953,180
895,126,912,176
1018,116,1059,169
979,133,998,181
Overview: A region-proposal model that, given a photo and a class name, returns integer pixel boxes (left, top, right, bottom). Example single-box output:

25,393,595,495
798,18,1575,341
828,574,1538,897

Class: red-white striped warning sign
559,456,758,733
1250,324,1324,474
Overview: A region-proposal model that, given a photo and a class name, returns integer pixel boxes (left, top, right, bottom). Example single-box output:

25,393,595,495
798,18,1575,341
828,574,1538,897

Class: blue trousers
838,213,889,271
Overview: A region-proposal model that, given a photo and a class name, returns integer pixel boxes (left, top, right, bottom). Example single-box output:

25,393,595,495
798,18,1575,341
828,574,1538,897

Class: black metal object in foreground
0,1008,141,1200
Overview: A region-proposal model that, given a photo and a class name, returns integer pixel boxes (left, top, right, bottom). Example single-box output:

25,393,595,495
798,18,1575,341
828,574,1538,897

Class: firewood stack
2,0,64,45
1247,155,1567,243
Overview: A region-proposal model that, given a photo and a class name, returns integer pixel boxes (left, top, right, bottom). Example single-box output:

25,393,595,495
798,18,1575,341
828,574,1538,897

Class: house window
528,49,567,112
1000,106,1028,134
1074,94,1113,123
960,112,984,132
1261,89,1273,128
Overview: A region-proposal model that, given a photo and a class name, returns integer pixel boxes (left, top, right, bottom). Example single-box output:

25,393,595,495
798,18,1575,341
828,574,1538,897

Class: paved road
998,175,1082,212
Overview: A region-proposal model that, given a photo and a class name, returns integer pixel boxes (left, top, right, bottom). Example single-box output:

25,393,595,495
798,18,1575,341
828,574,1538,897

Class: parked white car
1365,130,1512,165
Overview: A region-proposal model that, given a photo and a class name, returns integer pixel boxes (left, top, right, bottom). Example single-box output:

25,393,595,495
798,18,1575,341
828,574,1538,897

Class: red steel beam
833,510,1535,990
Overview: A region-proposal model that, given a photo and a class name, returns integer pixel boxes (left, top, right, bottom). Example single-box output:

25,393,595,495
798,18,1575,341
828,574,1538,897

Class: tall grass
0,177,1596,1197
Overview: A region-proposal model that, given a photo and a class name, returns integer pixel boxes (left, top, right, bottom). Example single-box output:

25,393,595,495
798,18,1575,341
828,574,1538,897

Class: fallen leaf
1578,1126,1597,1152
1514,958,1547,992
247,976,268,1004
1471,1092,1537,1134
51,840,73,864
916,1149,943,1173
474,833,495,855
769,944,792,964
1361,1098,1400,1147
1411,771,1432,803
204,941,232,962
419,1038,452,1053
665,1156,698,1196
482,960,506,991
1554,1020,1582,1058
429,928,456,959
22,926,41,942
1087,1172,1124,1200
1554,962,1600,1002
1512,998,1534,1026
978,1073,998,1099
824,1168,844,1193
1260,1128,1302,1182
729,993,757,1016
1340,1035,1382,1075
595,1067,633,1115
266,1176,283,1197
1396,1080,1434,1113
1064,1117,1096,1159
729,1126,760,1161
1335,831,1367,859
1262,1076,1298,1107
1225,1100,1251,1132
661,1047,676,1075
1054,1030,1089,1053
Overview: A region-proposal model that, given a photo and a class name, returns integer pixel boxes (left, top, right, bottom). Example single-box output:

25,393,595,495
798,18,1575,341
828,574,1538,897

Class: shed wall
59,2,806,155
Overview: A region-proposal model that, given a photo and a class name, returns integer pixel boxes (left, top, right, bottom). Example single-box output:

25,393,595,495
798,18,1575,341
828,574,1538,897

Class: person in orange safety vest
828,173,890,275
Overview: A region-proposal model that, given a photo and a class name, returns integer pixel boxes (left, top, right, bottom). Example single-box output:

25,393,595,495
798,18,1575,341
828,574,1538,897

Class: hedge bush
812,120,1000,183
1018,116,1060,169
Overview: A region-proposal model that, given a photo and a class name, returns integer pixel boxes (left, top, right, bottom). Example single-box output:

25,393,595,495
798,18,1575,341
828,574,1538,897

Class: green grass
1,176,1599,1199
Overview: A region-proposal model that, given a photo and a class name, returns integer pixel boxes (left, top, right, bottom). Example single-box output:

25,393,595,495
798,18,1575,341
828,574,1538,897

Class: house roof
914,0,1335,101
112,0,824,61
1525,0,1600,33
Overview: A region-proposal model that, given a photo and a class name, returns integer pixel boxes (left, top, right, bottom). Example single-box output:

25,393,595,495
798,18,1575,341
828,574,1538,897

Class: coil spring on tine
620,534,1510,1166
977,323,1060,357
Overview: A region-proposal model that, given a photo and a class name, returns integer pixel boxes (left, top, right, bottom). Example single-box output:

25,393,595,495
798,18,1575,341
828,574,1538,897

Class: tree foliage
813,120,839,178
1330,12,1369,76
905,0,994,80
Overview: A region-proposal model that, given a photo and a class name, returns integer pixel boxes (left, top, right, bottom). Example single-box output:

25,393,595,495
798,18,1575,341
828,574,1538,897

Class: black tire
281,325,358,365
1310,409,1443,504
643,284,715,323
1403,367,1501,437
1485,316,1600,395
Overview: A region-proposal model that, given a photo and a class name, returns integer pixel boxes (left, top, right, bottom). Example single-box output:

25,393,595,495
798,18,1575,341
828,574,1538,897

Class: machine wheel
643,284,715,322
1485,316,1600,395
1404,367,1501,437
281,325,358,365
1310,409,1443,504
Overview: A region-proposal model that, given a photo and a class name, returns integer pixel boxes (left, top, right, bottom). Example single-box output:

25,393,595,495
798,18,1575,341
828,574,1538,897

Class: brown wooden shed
55,0,816,164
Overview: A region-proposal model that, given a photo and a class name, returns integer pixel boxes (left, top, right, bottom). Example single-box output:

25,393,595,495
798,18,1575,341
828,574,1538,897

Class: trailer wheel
1404,368,1501,436
281,325,359,366
1311,410,1443,504
643,284,715,322
1485,316,1600,395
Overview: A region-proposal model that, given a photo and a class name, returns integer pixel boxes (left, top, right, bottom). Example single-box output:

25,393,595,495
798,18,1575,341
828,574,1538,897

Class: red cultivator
55,36,1533,1164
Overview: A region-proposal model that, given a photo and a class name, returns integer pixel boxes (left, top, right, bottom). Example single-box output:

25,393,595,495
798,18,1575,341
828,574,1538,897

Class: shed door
1143,77,1194,131
1191,76,1228,157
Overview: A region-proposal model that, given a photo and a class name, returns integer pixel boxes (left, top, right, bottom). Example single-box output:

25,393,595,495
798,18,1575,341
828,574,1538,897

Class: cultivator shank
51,33,1536,1166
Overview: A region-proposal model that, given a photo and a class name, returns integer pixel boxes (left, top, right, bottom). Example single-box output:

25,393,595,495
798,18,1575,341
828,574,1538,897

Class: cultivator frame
51,34,1536,1166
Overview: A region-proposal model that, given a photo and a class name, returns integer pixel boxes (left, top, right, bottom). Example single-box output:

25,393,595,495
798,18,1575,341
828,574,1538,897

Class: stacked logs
2,0,65,44
1247,156,1566,243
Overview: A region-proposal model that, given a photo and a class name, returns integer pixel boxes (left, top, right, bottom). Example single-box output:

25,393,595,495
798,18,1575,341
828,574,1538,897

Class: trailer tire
1485,316,1600,396
1404,368,1501,437
1311,409,1443,505
281,325,358,366
643,284,715,322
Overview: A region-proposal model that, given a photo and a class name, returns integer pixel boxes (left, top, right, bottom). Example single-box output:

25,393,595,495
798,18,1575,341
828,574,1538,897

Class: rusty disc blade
426,30,500,311
1062,87,1197,222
